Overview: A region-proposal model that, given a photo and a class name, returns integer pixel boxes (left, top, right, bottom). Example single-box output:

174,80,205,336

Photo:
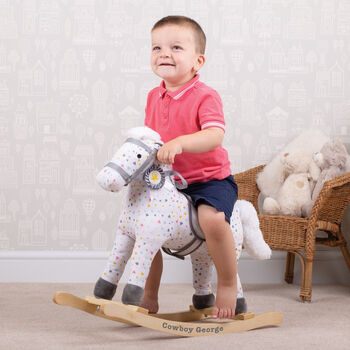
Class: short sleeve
144,90,153,127
198,90,225,132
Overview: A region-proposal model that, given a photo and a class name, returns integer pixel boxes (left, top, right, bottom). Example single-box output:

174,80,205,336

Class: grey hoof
192,294,247,314
121,283,144,306
192,294,215,309
93,277,117,300
236,297,248,314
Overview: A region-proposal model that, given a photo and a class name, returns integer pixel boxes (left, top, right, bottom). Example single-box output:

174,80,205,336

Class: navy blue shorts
179,175,238,223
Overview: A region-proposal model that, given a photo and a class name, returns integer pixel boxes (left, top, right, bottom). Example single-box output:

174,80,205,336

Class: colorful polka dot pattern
100,170,244,297
97,133,245,298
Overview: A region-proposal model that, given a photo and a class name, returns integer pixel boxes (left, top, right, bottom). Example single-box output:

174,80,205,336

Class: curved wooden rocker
53,291,283,337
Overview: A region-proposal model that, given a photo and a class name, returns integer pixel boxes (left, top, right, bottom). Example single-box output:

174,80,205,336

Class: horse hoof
93,278,117,300
236,297,248,314
192,293,215,309
192,295,247,314
121,284,144,306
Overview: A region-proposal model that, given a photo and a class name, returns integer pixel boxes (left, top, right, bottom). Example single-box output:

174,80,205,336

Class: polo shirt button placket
163,95,170,119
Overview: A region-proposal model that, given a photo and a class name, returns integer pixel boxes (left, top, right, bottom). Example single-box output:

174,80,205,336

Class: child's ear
194,54,205,72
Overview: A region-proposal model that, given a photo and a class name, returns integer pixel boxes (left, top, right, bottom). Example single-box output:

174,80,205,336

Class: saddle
162,194,206,260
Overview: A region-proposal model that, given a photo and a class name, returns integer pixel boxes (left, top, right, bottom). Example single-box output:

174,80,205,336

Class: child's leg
140,250,163,313
198,204,237,319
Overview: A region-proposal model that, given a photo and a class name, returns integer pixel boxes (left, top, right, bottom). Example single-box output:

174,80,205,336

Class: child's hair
152,15,206,54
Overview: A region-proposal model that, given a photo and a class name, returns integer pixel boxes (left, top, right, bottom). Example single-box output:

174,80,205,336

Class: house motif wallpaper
0,0,349,251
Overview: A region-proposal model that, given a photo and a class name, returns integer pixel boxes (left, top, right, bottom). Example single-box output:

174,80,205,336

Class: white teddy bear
262,150,320,217
257,129,330,200
301,139,350,217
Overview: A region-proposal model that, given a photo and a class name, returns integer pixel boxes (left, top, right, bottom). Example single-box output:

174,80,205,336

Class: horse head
96,126,187,193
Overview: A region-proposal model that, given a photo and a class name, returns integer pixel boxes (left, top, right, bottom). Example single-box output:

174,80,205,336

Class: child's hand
157,139,182,164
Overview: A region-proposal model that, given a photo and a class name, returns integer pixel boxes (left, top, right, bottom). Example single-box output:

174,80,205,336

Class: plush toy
279,149,320,185
257,129,330,200
262,150,318,217
301,139,349,217
94,126,271,312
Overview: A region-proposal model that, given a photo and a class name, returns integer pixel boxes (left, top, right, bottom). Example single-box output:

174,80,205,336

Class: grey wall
1,0,350,252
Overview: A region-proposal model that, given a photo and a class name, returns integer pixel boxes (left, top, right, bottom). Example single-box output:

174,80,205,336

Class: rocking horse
53,126,283,336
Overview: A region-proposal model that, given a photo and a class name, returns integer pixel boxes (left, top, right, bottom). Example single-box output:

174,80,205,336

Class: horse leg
121,237,164,307
235,274,247,314
190,246,247,314
190,208,248,314
94,228,135,300
190,244,216,309
231,206,247,314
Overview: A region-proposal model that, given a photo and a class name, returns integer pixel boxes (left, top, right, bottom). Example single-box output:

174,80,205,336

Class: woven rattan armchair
234,165,350,302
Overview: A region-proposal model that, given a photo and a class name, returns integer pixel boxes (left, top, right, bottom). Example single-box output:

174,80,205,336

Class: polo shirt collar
159,74,200,100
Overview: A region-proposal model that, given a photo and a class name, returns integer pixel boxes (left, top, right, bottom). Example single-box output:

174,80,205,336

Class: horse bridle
105,138,188,189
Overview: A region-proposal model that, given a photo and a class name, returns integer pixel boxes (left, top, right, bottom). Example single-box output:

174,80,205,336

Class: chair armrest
309,171,350,225
233,164,265,212
322,171,350,190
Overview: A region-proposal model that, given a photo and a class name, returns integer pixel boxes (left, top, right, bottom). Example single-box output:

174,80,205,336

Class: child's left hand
157,139,182,164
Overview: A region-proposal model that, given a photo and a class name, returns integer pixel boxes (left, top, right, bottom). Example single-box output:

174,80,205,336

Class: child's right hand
157,139,182,164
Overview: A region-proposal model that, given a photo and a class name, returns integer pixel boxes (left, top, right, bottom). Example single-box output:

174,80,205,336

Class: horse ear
127,126,161,142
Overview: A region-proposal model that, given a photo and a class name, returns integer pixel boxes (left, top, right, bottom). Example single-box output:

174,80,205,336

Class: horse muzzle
96,166,125,192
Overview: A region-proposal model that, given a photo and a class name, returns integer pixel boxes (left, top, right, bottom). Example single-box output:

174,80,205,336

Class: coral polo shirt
144,74,231,184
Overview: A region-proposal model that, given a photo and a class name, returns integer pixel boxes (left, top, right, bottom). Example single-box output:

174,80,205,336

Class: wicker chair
234,165,350,302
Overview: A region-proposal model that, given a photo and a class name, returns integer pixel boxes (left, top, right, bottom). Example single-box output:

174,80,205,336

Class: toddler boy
142,16,239,319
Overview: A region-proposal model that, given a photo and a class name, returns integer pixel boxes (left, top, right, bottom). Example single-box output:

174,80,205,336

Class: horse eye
137,154,142,159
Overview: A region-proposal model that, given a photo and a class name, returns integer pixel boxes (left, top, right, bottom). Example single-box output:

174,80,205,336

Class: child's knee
198,206,227,238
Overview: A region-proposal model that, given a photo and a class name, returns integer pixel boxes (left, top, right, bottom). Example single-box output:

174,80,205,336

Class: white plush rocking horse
53,127,283,336
93,126,271,308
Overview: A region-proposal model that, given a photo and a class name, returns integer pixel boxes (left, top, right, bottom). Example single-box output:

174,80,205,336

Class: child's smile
158,62,176,67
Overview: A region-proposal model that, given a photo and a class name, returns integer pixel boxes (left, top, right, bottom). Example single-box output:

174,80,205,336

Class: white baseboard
0,249,349,284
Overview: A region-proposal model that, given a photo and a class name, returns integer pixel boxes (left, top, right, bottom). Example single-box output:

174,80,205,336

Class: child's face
151,25,205,91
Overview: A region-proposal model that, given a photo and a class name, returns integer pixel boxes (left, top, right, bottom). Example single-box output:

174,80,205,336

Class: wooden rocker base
53,291,283,337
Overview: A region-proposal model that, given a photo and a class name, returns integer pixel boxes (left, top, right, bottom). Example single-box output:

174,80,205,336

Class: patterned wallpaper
1,0,350,251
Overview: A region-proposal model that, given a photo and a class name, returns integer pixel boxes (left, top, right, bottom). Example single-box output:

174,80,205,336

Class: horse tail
236,200,271,260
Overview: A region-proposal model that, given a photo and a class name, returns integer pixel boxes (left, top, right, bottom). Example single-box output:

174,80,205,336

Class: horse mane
126,126,161,142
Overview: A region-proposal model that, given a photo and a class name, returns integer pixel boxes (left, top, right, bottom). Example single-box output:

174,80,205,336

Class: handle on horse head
164,170,188,190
